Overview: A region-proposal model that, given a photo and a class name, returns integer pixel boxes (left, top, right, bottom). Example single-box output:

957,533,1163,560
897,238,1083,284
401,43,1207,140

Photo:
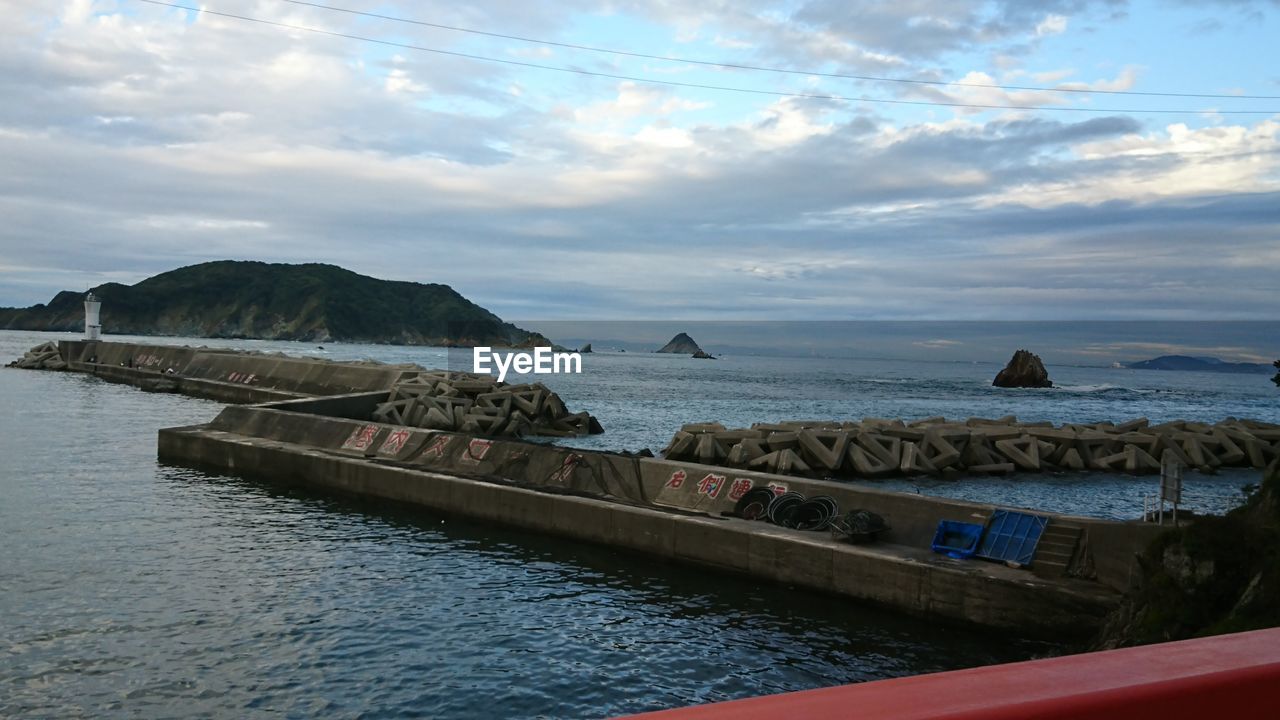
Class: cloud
1035,14,1070,35
0,0,1277,326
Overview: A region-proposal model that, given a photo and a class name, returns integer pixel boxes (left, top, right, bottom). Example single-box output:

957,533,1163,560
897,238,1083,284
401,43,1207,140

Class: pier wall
159,416,1117,636
57,340,411,404
240,394,1159,593
38,340,1156,603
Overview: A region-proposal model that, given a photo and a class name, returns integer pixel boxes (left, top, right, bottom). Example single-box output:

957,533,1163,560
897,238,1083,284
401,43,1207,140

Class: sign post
1159,449,1183,525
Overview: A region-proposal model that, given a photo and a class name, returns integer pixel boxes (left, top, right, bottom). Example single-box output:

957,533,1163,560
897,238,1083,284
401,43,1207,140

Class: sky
1,0,1278,325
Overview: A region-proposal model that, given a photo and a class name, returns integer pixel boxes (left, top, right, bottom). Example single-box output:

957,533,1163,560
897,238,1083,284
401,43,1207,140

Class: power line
277,0,1280,101
135,0,1280,115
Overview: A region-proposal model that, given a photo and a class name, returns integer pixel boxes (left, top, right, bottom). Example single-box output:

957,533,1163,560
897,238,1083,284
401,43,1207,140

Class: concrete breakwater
50,339,408,403
21,340,599,438
9,339,1180,634
159,391,1137,636
373,371,603,438
7,341,67,370
662,416,1280,479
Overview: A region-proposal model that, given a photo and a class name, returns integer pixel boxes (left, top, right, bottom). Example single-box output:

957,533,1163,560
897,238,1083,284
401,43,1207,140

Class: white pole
84,292,101,340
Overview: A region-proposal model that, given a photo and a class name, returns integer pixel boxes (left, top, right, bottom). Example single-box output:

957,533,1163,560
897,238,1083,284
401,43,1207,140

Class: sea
2,329,1276,719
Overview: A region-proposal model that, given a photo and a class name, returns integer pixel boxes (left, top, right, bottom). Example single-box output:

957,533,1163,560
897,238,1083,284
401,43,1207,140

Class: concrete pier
157,392,1149,636
14,339,1171,635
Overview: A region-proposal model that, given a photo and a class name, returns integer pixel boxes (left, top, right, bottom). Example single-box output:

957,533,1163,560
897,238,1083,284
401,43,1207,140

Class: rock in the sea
692,350,716,359
657,332,704,354
993,349,1053,388
579,343,592,353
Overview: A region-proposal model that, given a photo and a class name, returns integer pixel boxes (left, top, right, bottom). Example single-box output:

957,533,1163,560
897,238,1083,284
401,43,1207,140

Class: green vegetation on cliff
0,261,544,346
1095,461,1280,648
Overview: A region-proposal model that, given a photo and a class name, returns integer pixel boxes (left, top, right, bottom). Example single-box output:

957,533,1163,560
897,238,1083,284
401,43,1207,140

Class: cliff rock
657,332,705,355
993,349,1053,388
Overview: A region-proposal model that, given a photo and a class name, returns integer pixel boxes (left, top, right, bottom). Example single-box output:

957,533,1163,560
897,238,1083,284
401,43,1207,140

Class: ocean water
2,329,1275,718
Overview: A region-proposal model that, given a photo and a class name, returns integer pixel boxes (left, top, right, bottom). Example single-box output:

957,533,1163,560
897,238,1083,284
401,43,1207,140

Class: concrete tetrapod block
462,412,508,436
847,445,896,477
1076,435,1117,470
712,429,766,444
502,411,533,437
962,438,999,467
1155,435,1193,467
882,427,926,442
748,449,811,476
1094,450,1128,471
855,432,901,467
510,388,547,416
775,448,811,476
899,442,939,476
751,422,802,433
1059,448,1086,471
994,435,1041,471
1181,437,1212,469
1240,438,1269,469
973,426,1023,441
765,432,799,451
1245,426,1280,443
1123,445,1160,474
1210,430,1247,466
726,439,767,467
695,434,728,465
919,431,962,469
664,432,696,458
796,429,849,472
1027,428,1080,442
422,407,456,430
1115,417,1150,432
680,422,727,434
475,392,513,413
1044,439,1075,466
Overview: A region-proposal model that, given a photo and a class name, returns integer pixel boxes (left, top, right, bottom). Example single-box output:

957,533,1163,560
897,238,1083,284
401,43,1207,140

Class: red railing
619,628,1280,720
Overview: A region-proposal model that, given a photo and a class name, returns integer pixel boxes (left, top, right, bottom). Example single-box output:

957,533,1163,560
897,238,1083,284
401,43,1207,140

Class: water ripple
16,331,1264,717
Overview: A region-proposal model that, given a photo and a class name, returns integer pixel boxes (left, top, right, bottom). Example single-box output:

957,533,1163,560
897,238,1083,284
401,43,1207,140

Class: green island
0,261,547,347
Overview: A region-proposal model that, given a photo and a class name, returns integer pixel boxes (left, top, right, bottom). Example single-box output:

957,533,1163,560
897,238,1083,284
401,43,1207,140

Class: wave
1056,383,1123,393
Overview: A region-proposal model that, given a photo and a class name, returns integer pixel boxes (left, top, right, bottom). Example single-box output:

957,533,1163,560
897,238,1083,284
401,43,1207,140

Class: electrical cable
134,0,1280,115
276,0,1280,101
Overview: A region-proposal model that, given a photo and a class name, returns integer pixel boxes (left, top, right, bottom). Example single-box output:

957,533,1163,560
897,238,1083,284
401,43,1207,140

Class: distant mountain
0,261,547,347
656,332,705,354
1124,355,1273,374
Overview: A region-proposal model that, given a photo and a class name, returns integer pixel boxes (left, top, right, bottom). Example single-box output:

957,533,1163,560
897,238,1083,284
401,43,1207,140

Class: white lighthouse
84,292,102,340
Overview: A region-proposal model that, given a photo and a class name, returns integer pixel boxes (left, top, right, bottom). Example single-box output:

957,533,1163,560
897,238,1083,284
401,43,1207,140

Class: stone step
1033,559,1070,578
1035,549,1075,564
1036,541,1077,555
1039,531,1081,545
1033,521,1082,578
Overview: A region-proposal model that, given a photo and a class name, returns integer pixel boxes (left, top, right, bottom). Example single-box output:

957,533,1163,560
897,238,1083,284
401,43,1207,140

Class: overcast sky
1,0,1278,321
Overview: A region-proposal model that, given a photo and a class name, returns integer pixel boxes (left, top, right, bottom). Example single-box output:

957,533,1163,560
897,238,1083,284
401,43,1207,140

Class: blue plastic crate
976,510,1048,567
931,520,985,559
